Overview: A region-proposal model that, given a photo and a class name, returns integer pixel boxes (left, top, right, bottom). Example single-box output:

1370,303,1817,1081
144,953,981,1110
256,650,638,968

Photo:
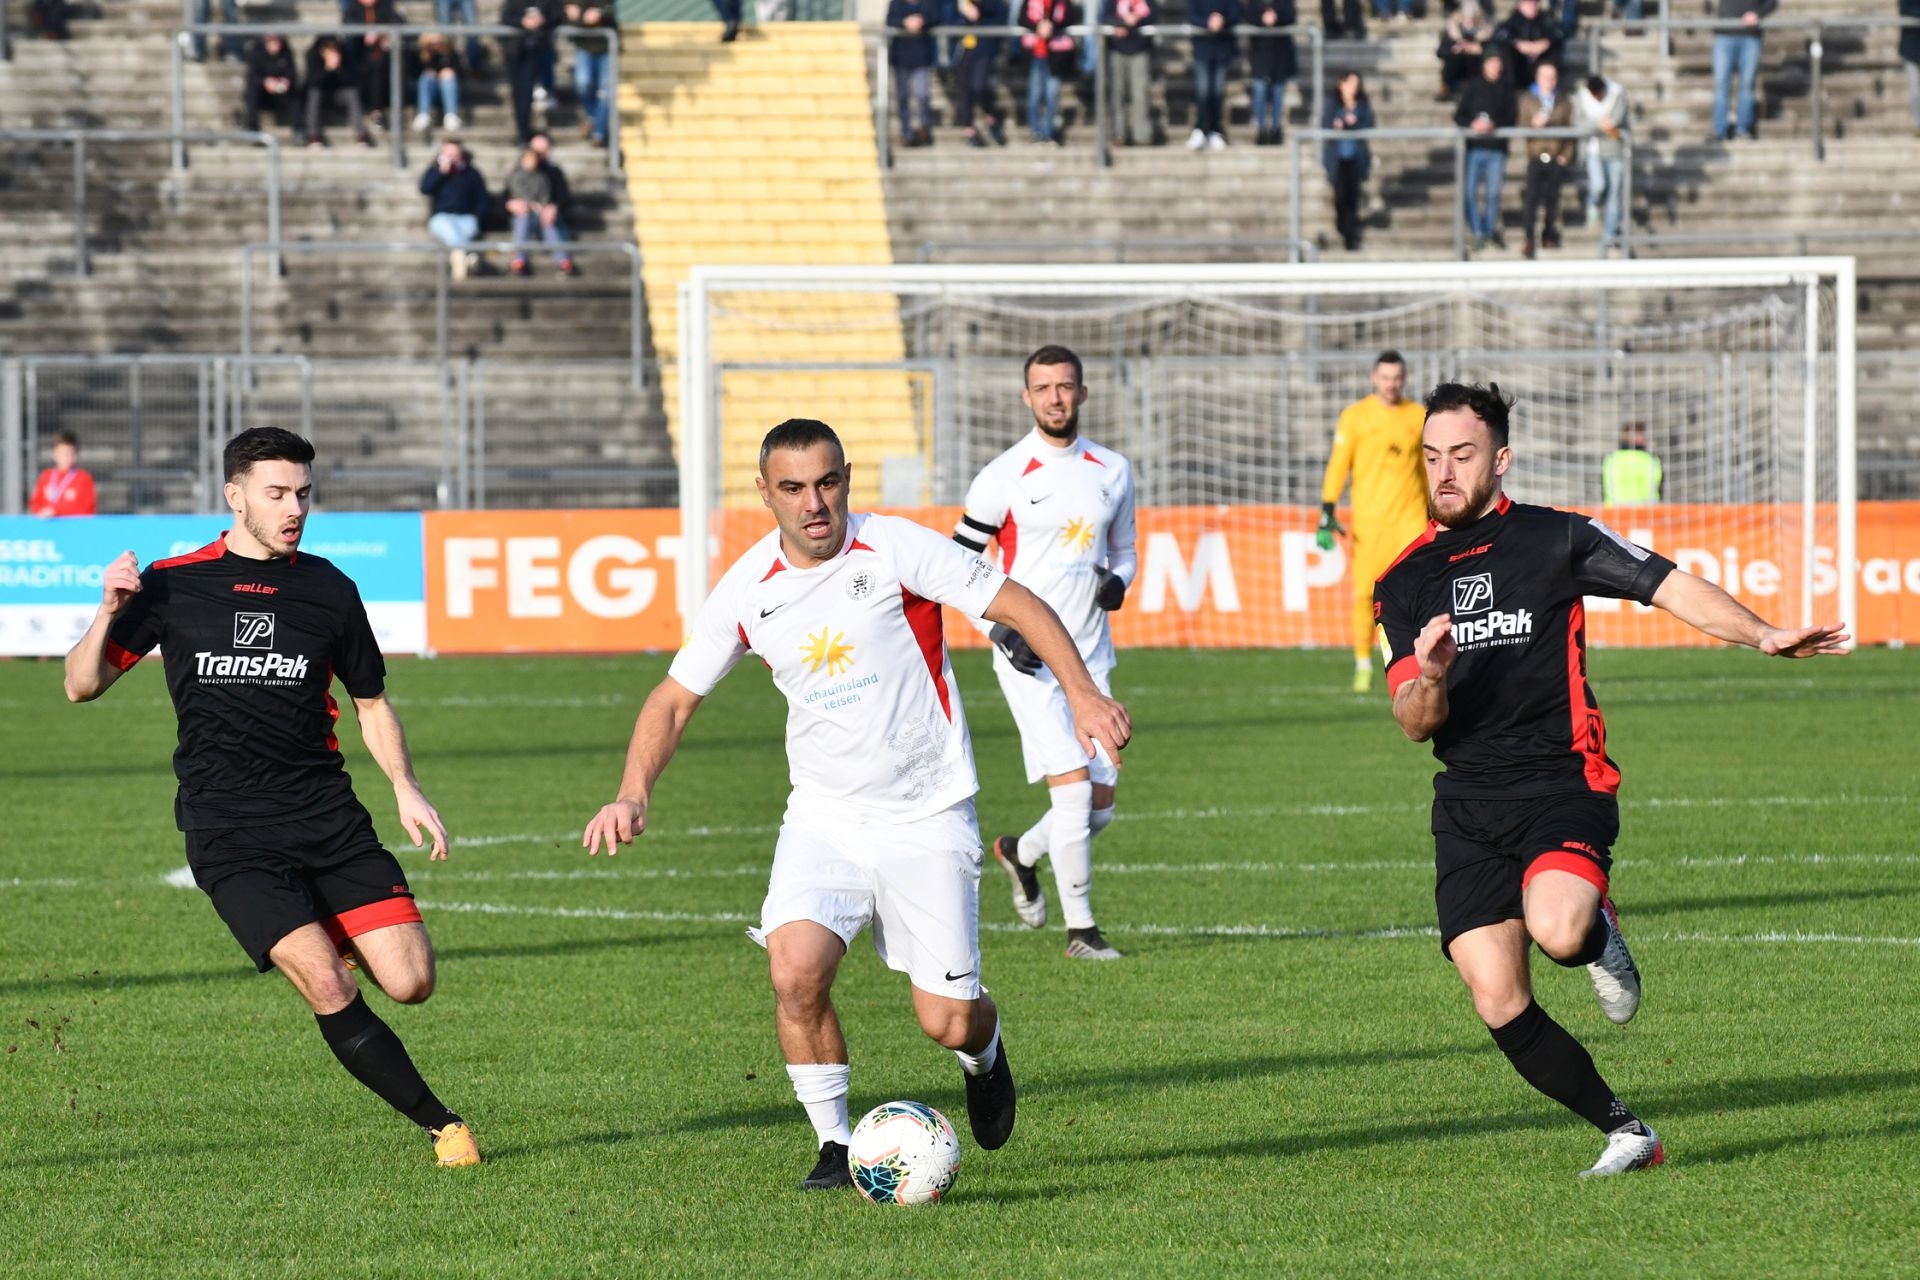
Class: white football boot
1580,1124,1664,1178
1587,897,1642,1024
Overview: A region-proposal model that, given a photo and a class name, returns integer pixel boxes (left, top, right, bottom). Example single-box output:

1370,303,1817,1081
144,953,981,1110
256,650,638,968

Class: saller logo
234,612,276,648
1452,573,1494,616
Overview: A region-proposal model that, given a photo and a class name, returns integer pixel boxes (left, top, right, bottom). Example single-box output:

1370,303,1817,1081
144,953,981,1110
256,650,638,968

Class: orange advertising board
426,504,1920,653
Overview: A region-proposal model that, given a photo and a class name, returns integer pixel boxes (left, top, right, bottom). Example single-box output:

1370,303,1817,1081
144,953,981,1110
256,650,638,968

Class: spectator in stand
243,34,301,135
305,37,372,148
1517,61,1572,258
421,140,490,279
951,0,1010,148
1492,0,1561,89
345,0,405,131
1322,71,1375,251
1437,0,1492,100
1321,0,1364,41
189,0,242,62
437,0,486,68
504,145,576,276
1574,71,1630,251
28,0,72,40
1559,0,1578,39
1711,0,1774,140
1602,421,1663,504
1904,0,1920,137
1186,0,1240,151
412,32,465,132
1373,0,1410,27
1249,0,1298,146
1456,50,1515,250
712,0,743,42
29,431,97,518
1105,0,1157,147
503,0,565,145
565,1,619,147
527,131,574,231
889,0,940,148
1018,0,1078,145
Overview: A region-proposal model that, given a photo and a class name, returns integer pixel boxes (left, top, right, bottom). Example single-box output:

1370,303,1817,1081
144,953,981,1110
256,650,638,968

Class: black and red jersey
1373,496,1676,800
104,534,386,830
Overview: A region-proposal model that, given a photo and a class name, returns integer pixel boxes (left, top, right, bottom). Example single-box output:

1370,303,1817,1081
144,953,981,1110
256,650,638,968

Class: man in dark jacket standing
1105,0,1157,146
951,0,1011,147
1517,60,1572,257
1185,0,1239,150
888,0,940,147
243,34,300,134
1491,0,1560,89
1456,50,1515,249
1248,0,1296,145
1710,0,1774,139
564,1,620,146
502,0,564,144
1904,0,1920,136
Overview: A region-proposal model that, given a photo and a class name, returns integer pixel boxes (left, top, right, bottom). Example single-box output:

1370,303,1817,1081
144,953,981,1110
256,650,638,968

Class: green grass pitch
2,646,1917,1277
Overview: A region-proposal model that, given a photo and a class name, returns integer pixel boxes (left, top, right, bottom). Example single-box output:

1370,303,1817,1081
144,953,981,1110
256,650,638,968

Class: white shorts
748,799,985,1001
994,661,1119,787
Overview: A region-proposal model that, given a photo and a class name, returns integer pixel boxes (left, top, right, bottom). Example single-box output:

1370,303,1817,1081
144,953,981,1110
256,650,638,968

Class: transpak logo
1452,573,1494,617
233,611,276,649
801,627,856,676
1063,516,1096,553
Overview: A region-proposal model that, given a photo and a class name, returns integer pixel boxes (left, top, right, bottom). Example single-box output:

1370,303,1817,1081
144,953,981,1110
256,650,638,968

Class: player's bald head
759,419,845,475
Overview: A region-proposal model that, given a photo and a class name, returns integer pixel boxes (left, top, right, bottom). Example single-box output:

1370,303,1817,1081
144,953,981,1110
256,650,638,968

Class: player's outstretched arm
63,550,142,703
983,579,1132,761
352,693,451,860
582,676,706,856
1392,613,1456,742
1650,571,1851,658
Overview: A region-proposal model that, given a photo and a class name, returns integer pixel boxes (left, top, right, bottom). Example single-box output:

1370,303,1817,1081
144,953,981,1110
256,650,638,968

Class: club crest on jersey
1451,574,1494,616
801,628,857,676
845,570,874,601
233,611,276,649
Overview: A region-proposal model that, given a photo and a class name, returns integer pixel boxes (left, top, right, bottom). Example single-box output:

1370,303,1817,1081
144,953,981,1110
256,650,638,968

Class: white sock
1089,805,1115,838
955,1015,1000,1076
1016,811,1049,867
785,1063,851,1146
1045,779,1095,929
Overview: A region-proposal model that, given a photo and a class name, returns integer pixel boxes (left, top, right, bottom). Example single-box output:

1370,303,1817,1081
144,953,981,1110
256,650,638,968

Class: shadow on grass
482,1129,640,1161
1625,884,1920,919
0,1138,245,1172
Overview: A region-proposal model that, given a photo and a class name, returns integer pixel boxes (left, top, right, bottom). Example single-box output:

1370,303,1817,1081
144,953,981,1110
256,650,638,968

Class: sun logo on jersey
801,628,856,675
1062,517,1096,553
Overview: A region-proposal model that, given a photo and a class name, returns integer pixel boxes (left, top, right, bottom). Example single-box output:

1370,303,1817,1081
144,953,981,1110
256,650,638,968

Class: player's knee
1530,914,1588,965
1469,985,1531,1029
769,962,833,1019
382,964,435,1004
915,1004,972,1049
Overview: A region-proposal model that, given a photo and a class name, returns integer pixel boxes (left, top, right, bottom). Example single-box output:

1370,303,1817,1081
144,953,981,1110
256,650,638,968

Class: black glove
1092,565,1127,611
1315,502,1346,552
989,622,1042,675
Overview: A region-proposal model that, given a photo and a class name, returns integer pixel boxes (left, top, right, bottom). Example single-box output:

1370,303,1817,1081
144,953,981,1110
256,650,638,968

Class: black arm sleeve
1568,515,1675,604
335,582,388,699
104,571,168,666
952,513,1000,553
1373,568,1422,691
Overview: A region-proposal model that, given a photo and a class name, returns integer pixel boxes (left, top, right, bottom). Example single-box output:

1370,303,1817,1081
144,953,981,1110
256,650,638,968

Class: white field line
0,876,83,890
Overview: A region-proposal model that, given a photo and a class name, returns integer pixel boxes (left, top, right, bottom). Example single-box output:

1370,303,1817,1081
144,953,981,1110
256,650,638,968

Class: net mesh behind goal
681,261,1856,650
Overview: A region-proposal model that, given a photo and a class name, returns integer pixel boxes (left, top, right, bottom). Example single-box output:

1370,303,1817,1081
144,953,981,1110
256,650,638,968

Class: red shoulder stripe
1375,524,1440,584
1081,450,1105,466
151,535,227,571
1020,458,1043,477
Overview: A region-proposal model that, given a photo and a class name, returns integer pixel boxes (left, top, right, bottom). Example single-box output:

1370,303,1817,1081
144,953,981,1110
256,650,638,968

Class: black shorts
1431,792,1618,960
184,801,422,972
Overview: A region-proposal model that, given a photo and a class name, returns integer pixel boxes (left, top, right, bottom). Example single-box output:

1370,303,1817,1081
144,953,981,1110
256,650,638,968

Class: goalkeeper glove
1315,503,1346,552
989,622,1043,676
1092,565,1127,611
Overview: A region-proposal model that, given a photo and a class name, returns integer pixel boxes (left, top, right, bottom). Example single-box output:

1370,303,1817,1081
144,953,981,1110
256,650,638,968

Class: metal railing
915,236,1320,262
0,129,282,277
1628,227,1920,256
1287,125,1634,261
171,22,622,173
871,22,1323,170
236,240,646,388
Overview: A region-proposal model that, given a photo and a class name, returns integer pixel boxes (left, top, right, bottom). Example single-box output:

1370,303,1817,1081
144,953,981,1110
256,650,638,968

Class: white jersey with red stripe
668,512,1008,824
954,431,1138,678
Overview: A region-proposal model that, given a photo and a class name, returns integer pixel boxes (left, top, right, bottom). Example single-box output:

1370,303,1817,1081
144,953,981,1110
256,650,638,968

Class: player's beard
241,504,302,559
1427,472,1499,529
1033,404,1078,443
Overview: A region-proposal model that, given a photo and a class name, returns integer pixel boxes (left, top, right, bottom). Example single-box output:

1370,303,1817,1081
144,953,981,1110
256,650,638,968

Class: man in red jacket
29,431,97,517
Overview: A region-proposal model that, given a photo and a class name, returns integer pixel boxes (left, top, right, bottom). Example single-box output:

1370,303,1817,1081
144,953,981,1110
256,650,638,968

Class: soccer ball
847,1101,961,1205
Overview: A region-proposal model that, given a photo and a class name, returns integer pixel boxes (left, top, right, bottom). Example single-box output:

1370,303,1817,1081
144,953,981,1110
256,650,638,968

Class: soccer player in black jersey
1374,383,1847,1177
61,428,480,1168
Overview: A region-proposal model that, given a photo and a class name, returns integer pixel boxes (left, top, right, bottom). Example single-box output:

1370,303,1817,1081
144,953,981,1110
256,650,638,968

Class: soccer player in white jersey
582,419,1132,1192
953,345,1137,961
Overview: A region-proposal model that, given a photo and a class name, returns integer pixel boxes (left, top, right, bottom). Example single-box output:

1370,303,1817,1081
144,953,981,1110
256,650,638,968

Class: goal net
677,260,1857,650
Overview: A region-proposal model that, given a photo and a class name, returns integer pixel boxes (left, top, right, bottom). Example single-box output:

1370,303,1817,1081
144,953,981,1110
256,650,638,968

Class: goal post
678,258,1858,650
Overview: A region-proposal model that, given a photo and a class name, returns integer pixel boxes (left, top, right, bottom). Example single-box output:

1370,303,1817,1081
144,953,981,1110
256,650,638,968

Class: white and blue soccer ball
848,1101,961,1205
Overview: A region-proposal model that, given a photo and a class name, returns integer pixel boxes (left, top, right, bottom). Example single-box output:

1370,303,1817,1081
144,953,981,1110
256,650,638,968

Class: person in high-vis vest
1318,351,1429,693
1602,422,1663,506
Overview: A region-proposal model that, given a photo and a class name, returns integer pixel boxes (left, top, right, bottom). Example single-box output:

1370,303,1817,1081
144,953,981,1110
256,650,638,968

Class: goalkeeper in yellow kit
1317,351,1428,692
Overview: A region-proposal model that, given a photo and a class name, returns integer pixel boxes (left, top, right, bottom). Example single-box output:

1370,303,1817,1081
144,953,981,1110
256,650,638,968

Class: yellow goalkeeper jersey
1320,395,1429,545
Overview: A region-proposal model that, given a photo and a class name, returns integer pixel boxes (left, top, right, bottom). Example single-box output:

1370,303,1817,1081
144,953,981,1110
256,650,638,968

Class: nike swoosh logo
944,969,975,982
759,605,782,618
1028,496,1050,504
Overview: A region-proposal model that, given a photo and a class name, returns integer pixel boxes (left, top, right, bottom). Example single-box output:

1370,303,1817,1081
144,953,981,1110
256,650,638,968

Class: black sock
314,993,460,1132
1549,911,1611,968
1488,1000,1639,1133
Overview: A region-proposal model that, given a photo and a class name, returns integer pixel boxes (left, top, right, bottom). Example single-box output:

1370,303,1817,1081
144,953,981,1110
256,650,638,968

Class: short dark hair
1423,382,1515,448
758,418,843,472
53,429,79,449
1023,345,1083,387
1374,350,1405,370
224,427,315,482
